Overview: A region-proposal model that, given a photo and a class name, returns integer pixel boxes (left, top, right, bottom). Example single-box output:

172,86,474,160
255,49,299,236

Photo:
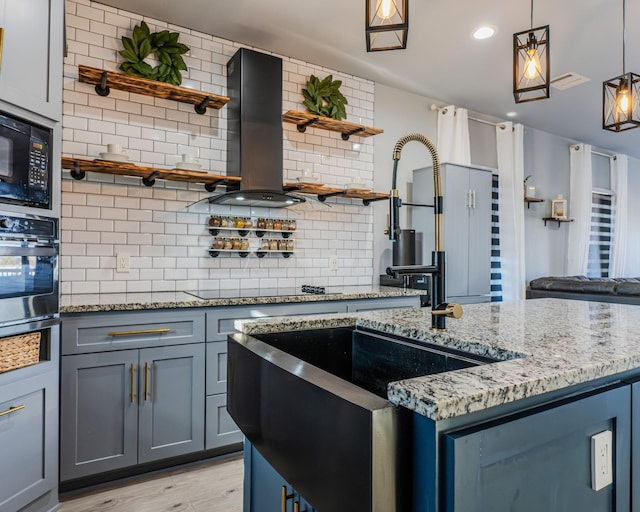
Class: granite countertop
60,286,425,313
235,298,640,421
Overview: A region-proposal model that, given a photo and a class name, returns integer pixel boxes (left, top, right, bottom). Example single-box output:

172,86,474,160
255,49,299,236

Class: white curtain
567,144,593,276
496,122,526,301
436,105,471,165
610,154,628,277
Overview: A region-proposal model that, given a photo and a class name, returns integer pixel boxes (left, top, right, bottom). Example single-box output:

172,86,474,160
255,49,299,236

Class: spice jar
257,218,266,229
209,215,221,227
213,239,224,249
269,239,278,250
287,219,296,231
244,218,253,229
235,217,245,229
223,238,232,250
232,238,242,250
260,240,270,250
240,239,250,250
287,240,294,251
265,219,274,230
273,219,282,230
220,217,229,227
278,240,287,251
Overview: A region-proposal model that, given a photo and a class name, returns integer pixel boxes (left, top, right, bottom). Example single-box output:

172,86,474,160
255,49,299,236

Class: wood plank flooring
60,455,243,512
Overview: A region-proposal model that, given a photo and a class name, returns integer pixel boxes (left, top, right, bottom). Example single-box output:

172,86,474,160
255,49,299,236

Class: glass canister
260,239,270,250
269,239,278,250
287,219,296,231
213,238,224,249
209,215,221,227
273,219,282,230
265,219,274,230
223,238,232,250
232,238,242,250
220,217,229,228
244,218,253,229
240,239,250,250
235,217,245,229
278,239,287,251
286,240,294,251
257,218,266,229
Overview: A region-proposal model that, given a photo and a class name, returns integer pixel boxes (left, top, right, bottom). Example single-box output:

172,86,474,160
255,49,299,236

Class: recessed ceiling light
506,112,517,117
472,26,496,40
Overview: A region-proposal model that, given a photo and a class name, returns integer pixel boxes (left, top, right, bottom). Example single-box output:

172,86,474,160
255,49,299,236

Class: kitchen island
233,298,640,512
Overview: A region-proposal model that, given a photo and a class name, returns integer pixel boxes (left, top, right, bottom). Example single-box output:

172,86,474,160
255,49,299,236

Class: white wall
626,157,640,276
61,0,375,301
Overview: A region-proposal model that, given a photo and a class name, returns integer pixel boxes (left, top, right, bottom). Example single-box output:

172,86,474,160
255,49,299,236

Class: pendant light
603,0,640,132
513,0,550,103
365,0,408,52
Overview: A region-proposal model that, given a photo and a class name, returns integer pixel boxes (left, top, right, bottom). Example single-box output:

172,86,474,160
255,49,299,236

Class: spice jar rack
207,216,296,258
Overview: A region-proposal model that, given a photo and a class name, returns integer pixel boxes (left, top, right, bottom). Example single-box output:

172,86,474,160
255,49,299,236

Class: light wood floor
59,455,244,512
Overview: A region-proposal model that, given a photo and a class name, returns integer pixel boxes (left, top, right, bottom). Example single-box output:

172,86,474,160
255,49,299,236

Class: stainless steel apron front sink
227,326,496,512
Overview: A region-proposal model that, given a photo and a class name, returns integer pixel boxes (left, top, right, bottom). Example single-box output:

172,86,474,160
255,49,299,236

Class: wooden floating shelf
284,182,388,205
524,196,544,208
282,110,383,141
78,65,230,114
61,157,240,192
542,217,574,227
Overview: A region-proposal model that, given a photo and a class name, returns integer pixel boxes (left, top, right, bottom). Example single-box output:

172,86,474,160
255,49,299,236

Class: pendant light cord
530,0,534,28
622,0,626,74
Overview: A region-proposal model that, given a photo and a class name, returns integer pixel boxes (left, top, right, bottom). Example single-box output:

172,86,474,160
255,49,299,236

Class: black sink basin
227,326,497,512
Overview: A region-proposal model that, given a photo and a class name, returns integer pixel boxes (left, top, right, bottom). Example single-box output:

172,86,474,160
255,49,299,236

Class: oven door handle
0,244,58,257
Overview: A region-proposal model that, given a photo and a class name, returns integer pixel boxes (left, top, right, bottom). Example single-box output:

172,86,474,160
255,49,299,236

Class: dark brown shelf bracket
296,117,319,133
542,217,573,227
204,179,224,193
341,127,365,141
70,161,85,180
362,196,388,206
95,71,110,96
142,171,161,187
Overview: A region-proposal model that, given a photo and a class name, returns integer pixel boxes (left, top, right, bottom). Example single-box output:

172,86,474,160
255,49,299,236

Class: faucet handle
432,303,463,319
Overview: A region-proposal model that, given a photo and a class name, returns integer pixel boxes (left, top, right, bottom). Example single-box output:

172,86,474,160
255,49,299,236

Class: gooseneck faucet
385,133,462,331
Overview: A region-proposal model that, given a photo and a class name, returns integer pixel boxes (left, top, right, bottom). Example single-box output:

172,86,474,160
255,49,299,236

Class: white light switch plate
591,430,613,491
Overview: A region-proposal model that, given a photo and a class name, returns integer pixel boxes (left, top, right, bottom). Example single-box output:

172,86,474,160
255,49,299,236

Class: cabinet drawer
62,310,206,354
206,302,347,342
0,373,56,512
206,394,242,450
206,342,227,396
345,296,421,312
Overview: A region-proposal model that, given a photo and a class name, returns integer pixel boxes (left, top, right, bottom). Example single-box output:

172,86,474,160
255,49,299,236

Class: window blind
586,192,613,278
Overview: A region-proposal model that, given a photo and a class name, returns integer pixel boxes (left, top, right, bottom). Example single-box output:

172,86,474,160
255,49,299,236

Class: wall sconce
365,0,408,52
513,24,550,103
603,0,640,131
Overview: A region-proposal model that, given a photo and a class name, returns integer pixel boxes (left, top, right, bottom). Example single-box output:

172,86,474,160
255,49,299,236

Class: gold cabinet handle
294,502,308,512
108,328,171,337
0,404,25,417
144,362,150,401
130,363,135,404
281,486,295,512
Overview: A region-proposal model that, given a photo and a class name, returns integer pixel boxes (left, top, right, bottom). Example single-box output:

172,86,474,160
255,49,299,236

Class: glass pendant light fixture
365,0,408,52
513,0,550,103
603,0,640,132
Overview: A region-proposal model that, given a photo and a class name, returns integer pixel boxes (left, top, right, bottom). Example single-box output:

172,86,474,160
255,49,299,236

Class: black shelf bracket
341,127,365,141
204,179,224,193
70,161,85,180
142,171,160,187
95,72,110,96
296,117,319,133
195,96,212,115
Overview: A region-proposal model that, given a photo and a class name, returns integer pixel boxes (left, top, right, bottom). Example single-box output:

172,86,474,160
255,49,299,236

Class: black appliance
0,212,58,326
0,111,52,209
209,48,304,208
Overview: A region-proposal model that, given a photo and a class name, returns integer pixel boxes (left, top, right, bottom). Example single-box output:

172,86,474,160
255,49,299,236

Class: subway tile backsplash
61,0,375,299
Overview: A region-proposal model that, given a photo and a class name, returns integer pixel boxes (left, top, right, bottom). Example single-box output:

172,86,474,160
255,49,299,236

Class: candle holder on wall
551,194,568,219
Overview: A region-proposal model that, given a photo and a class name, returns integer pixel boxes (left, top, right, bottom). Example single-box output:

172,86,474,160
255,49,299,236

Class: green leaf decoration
301,74,348,120
118,22,190,85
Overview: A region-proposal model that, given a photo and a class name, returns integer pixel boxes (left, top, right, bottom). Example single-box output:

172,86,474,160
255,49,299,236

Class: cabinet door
205,394,242,450
444,386,631,512
443,166,471,297
0,0,63,120
248,444,291,512
138,344,205,463
60,350,139,481
466,169,492,298
206,342,227,395
0,372,57,512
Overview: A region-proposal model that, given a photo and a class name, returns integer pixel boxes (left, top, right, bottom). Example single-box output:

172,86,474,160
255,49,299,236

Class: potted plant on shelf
118,21,190,85
302,74,348,120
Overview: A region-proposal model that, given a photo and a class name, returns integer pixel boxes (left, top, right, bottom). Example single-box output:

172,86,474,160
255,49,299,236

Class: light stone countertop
59,286,425,313
234,298,640,421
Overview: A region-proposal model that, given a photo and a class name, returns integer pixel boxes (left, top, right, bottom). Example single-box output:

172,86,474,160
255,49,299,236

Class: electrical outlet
329,255,339,271
116,252,130,273
591,430,613,491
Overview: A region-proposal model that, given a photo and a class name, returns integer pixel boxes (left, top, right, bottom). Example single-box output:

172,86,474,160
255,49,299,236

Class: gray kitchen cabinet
0,0,63,121
60,343,205,481
442,385,631,512
0,370,58,512
412,163,492,304
345,295,421,312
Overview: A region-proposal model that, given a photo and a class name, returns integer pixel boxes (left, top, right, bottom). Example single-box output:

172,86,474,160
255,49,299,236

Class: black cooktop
185,285,339,300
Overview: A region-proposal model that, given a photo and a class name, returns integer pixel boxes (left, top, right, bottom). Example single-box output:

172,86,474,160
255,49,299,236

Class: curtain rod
430,104,506,130
569,144,616,159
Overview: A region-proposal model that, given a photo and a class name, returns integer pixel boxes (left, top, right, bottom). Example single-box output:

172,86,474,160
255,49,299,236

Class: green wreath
302,75,348,121
119,21,190,86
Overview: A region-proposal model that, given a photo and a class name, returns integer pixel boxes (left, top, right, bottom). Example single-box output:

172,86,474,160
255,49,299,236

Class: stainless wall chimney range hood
209,48,305,208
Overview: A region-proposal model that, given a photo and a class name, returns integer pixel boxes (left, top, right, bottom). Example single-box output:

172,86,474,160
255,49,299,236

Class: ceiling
96,0,640,159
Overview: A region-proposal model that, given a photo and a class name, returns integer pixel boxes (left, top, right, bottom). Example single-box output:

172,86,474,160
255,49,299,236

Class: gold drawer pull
0,404,25,417
282,486,294,512
130,363,135,404
107,328,171,337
